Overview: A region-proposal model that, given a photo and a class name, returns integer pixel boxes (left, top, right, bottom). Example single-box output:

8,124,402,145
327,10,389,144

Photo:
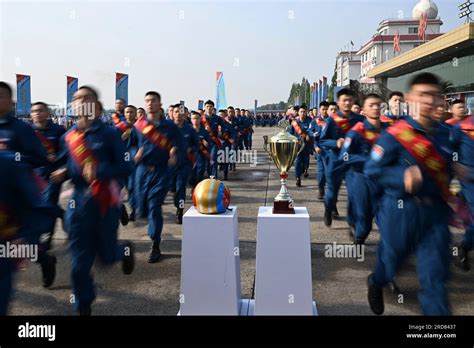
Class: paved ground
9,127,474,315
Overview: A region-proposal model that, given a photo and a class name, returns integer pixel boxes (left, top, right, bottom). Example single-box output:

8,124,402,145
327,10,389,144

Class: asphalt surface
8,127,474,315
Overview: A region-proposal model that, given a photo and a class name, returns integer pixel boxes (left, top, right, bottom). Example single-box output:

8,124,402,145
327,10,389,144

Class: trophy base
273,201,295,214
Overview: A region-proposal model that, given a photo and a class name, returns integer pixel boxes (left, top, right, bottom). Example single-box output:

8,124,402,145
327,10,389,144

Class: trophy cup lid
270,120,298,143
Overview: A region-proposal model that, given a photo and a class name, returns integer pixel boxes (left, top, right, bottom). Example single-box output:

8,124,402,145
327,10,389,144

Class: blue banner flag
67,76,78,118
16,74,31,116
116,73,128,105
198,100,204,110
216,72,227,112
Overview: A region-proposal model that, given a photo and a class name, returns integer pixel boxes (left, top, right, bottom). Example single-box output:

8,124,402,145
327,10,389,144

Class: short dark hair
451,99,464,106
78,85,100,100
125,105,137,110
337,88,354,99
204,100,215,107
235,108,240,111
299,104,308,110
353,101,361,107
319,101,330,108
389,91,404,99
363,93,382,105
191,111,201,117
145,91,161,101
137,107,145,112
0,82,13,98
218,109,227,114
409,73,441,89
329,102,338,107
116,98,126,103
227,106,234,110
31,101,49,111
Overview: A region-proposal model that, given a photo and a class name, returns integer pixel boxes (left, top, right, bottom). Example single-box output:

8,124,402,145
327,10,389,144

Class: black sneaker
332,207,340,217
122,241,134,275
296,177,302,187
317,189,324,200
455,243,471,271
223,173,228,181
176,208,184,225
120,204,129,226
41,255,57,288
129,209,136,222
303,170,309,178
323,208,332,227
367,274,384,315
148,242,162,263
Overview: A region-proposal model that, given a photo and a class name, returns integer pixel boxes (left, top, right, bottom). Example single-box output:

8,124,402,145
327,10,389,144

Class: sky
0,0,463,109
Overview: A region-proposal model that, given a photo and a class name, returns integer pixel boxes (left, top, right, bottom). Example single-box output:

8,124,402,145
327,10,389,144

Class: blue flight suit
190,127,211,187
248,117,254,150
310,115,328,193
134,117,183,244
229,117,240,169
33,120,66,252
289,116,314,179
170,122,199,209
57,120,132,311
319,112,364,214
451,116,474,250
0,153,57,315
0,112,48,168
202,114,224,178
125,127,139,213
364,116,453,315
337,119,389,242
219,119,237,177
33,120,66,206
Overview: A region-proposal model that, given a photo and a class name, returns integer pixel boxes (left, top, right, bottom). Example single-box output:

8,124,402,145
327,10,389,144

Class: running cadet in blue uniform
365,73,461,316
337,94,389,243
289,105,314,187
51,86,134,315
133,91,183,263
319,89,364,227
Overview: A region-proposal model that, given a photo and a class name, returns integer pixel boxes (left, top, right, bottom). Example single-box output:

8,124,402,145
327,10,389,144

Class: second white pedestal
179,206,241,315
254,206,315,315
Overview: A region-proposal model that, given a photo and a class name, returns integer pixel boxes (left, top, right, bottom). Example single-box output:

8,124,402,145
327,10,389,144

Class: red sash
134,117,173,151
458,116,474,140
332,115,352,135
65,130,120,216
198,139,211,160
351,122,380,146
201,115,222,148
291,119,314,146
220,123,234,144
445,117,459,126
35,130,56,155
380,115,395,124
316,117,326,128
386,120,452,202
111,113,122,125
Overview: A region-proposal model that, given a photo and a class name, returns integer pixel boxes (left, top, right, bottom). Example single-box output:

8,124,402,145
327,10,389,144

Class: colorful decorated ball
192,178,231,214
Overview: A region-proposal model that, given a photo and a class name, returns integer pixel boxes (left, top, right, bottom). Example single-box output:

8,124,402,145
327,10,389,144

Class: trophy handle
263,135,270,155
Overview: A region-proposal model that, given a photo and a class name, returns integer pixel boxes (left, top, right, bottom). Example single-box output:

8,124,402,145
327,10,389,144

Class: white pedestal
179,206,241,315
254,206,315,315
